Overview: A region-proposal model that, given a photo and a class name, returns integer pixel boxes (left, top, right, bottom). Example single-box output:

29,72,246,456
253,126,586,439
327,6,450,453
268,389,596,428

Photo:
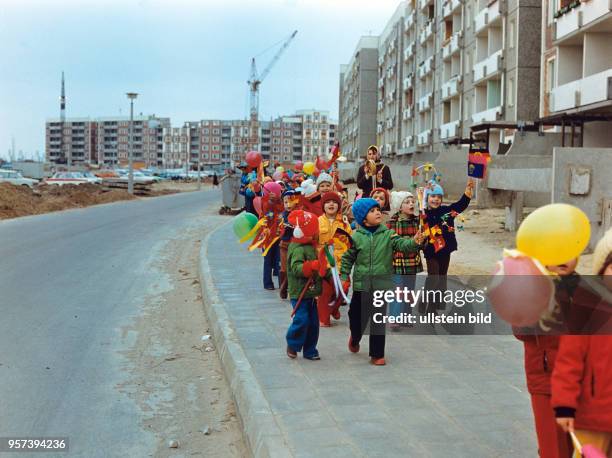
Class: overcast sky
0,0,401,159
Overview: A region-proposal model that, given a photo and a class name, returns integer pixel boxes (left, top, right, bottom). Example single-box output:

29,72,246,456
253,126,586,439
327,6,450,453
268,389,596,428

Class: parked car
81,172,103,184
0,169,39,188
116,171,156,183
44,172,89,186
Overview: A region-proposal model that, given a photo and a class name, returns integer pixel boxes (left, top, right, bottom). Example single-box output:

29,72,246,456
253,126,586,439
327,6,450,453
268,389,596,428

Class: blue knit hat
429,183,444,195
352,198,380,226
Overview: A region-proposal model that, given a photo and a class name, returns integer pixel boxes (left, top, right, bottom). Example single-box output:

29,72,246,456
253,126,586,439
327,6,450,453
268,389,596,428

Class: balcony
403,42,416,61
418,56,434,79
403,135,414,148
404,12,415,31
378,77,385,88
403,106,414,120
442,31,462,60
441,75,462,99
474,0,501,35
419,21,434,44
419,0,433,11
443,0,462,18
549,68,612,112
386,66,395,80
472,105,503,123
417,129,433,145
440,120,461,139
473,49,503,84
403,74,414,91
555,0,612,41
418,92,434,112
377,100,384,111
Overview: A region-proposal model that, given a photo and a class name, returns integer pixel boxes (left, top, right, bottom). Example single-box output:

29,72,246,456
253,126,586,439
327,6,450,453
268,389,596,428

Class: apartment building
541,0,612,146
46,115,169,167
294,110,337,161
341,0,542,159
46,118,96,165
338,37,379,162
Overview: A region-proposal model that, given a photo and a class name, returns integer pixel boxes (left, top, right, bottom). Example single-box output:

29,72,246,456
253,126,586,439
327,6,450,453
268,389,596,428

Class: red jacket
551,336,612,433
515,335,561,395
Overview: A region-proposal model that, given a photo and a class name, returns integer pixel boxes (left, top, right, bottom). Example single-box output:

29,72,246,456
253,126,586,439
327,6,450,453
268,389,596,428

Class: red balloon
313,168,321,177
294,161,303,171
488,252,554,327
253,196,263,217
246,151,262,168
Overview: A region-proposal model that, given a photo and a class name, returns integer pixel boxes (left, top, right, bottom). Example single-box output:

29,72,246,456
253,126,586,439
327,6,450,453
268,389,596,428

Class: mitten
302,260,320,278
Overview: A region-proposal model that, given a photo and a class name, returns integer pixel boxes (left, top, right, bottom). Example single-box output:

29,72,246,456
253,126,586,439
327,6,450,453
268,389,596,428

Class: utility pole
61,72,69,167
126,92,138,195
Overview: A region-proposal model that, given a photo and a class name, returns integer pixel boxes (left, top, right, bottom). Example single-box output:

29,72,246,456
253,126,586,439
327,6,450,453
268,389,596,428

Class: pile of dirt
0,183,137,220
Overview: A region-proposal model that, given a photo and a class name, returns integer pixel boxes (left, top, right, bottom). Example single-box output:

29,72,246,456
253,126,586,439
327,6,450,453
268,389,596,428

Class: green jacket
287,242,323,299
340,225,419,291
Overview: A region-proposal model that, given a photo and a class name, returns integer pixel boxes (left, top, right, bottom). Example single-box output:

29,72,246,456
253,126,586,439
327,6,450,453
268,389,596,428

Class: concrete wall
583,121,612,148
552,147,612,251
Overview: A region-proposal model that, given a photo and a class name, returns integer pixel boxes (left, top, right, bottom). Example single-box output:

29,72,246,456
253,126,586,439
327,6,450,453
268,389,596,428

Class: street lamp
126,92,138,195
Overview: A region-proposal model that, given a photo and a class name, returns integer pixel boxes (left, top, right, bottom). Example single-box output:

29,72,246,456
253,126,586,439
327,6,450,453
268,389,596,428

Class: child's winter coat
287,242,323,299
552,335,612,432
423,193,470,258
387,211,423,275
340,225,419,291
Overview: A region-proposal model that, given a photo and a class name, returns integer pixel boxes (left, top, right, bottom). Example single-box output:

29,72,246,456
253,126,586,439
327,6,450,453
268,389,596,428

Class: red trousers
530,394,572,458
317,278,341,326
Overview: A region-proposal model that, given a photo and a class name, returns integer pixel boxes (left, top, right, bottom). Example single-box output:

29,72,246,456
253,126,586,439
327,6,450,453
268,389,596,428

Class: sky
0,0,401,160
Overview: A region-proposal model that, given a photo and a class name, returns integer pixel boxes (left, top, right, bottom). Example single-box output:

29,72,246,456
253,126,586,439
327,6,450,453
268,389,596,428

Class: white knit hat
316,172,333,188
390,191,415,215
592,228,612,275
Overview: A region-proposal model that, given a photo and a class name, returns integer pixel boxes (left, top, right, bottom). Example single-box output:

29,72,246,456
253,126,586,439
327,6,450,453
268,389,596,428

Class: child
552,228,612,456
370,187,391,212
341,198,424,365
286,210,327,360
421,179,474,313
316,172,334,194
279,189,299,300
317,192,352,326
387,192,423,329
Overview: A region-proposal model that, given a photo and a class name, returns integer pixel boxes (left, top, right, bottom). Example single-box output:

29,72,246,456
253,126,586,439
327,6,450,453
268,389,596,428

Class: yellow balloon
303,161,315,175
516,203,590,266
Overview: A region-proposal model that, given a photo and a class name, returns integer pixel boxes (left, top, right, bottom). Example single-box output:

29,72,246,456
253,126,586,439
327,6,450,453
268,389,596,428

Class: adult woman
356,145,393,199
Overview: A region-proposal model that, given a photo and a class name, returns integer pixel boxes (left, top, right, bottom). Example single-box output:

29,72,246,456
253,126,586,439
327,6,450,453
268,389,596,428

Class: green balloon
233,212,259,241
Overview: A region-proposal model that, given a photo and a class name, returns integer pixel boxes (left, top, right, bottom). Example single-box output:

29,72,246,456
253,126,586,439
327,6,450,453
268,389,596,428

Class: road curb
199,222,292,458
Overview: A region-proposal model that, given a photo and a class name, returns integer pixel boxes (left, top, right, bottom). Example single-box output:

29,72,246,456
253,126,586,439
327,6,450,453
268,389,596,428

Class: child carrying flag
286,210,328,360
317,192,352,327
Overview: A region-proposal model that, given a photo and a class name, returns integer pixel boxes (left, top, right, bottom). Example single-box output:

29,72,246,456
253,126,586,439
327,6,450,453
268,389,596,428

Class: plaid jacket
386,212,424,275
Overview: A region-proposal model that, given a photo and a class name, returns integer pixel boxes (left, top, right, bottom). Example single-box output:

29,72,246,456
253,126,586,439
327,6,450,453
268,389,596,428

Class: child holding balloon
552,228,612,458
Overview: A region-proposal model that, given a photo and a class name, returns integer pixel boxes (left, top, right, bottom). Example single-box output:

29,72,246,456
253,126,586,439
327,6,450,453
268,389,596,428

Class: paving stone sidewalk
203,224,538,457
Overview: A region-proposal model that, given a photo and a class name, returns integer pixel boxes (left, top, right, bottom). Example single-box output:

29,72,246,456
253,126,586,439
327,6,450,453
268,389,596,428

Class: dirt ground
0,181,212,220
116,209,247,457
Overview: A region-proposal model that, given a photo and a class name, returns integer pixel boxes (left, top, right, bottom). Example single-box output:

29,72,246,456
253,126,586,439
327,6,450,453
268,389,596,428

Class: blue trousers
263,241,280,289
286,297,319,358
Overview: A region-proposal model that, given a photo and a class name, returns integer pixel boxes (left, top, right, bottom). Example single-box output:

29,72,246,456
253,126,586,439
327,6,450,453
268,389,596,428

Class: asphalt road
0,190,217,457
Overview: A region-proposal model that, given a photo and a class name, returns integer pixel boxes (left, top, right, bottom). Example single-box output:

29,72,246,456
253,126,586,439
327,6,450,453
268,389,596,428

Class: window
203,128,209,134
212,145,220,151
202,145,209,151
212,129,220,135
213,137,220,143
507,78,515,107
509,20,516,49
546,57,556,93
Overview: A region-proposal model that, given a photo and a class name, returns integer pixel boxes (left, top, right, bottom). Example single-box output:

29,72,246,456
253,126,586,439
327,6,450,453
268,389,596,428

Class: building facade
339,37,380,161
540,0,612,146
340,0,542,158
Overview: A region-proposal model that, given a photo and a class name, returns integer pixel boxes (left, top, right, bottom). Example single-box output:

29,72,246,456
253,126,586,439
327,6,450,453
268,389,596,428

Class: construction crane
246,30,297,153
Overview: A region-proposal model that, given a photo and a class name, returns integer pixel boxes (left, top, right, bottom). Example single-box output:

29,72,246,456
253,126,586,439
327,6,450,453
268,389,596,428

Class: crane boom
246,30,298,153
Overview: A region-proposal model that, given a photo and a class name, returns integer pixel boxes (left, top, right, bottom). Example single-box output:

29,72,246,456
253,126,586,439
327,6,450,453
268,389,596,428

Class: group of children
269,164,475,366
